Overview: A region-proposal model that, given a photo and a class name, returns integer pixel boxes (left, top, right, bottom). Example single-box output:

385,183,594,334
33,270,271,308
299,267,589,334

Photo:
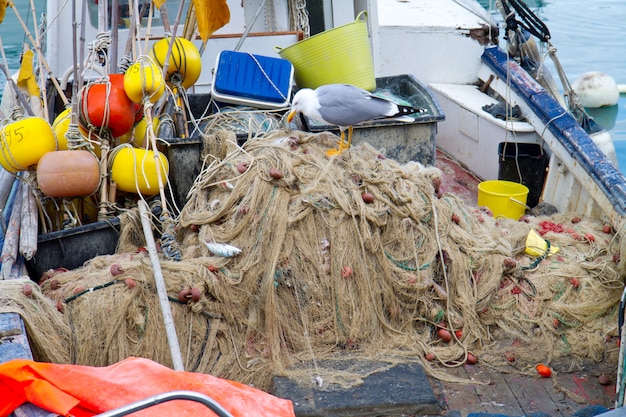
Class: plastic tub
477,180,529,220
277,11,375,91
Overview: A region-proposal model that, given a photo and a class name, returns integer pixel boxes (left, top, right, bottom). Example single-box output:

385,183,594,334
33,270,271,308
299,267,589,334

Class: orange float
36,150,100,197
78,76,136,138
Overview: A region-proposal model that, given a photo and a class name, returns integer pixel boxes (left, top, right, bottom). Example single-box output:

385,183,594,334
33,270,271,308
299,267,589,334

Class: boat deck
432,149,618,417
439,363,616,417
435,148,480,206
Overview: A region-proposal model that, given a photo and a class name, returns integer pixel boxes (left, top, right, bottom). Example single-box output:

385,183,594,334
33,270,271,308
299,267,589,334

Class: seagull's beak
287,110,296,123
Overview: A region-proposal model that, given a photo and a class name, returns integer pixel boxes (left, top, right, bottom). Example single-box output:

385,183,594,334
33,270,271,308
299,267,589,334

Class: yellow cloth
16,48,41,98
193,0,230,43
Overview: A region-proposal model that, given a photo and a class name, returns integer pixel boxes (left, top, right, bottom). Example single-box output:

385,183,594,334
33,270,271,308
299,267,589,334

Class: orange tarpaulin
0,357,295,417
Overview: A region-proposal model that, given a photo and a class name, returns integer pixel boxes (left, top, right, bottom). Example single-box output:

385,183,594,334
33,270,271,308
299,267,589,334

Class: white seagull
287,84,425,156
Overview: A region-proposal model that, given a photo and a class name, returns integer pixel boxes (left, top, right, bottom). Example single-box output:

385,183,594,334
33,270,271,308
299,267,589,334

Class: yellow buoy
110,146,169,195
53,108,101,155
124,59,166,104
150,37,202,89
119,115,159,149
52,107,72,149
0,117,57,173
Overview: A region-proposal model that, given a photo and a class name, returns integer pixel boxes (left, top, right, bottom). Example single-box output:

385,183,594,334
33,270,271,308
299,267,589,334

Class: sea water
482,0,626,168
0,0,625,168
0,0,45,94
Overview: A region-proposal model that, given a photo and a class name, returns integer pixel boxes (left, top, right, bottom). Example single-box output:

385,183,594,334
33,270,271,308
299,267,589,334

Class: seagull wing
315,84,418,127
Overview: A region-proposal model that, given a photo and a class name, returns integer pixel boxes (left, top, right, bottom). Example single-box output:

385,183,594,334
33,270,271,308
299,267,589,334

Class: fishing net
19,129,624,393
0,278,70,364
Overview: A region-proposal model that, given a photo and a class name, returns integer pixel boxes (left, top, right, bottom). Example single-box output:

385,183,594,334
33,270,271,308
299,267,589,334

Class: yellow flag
152,0,166,9
0,0,7,25
193,0,230,44
17,48,41,98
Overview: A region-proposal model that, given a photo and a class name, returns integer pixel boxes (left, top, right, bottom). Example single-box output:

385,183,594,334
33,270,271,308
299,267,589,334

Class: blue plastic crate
211,50,293,109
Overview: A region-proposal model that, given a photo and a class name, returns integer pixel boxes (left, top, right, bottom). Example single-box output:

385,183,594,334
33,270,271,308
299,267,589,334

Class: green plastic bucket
277,11,375,91
477,180,529,220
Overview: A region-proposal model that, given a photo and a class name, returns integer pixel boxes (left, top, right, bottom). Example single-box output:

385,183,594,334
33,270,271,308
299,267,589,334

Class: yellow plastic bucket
477,180,529,220
277,11,375,91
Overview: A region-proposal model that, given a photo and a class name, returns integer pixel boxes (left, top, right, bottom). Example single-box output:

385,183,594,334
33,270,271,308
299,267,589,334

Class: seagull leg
326,127,353,156
326,130,346,156
345,125,354,150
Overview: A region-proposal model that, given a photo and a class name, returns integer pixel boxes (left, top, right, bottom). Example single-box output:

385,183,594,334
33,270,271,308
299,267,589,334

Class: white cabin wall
242,0,290,32
329,2,357,26
364,0,494,85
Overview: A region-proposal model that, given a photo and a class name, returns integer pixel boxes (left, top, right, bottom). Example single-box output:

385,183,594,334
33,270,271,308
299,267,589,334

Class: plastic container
299,74,445,165
212,50,293,109
25,218,120,281
498,142,547,208
477,180,529,220
277,11,375,91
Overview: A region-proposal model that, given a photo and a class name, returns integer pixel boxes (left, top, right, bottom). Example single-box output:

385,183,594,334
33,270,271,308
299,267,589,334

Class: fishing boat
1,0,625,416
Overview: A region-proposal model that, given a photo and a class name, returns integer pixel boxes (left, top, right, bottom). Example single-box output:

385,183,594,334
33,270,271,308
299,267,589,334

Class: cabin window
87,0,189,30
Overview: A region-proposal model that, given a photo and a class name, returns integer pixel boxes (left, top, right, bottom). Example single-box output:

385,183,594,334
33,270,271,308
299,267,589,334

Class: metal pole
138,199,184,371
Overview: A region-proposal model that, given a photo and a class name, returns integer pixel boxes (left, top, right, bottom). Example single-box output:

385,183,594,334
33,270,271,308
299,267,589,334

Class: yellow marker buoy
124,59,166,104
111,146,169,195
0,117,57,173
151,37,202,89
119,115,160,149
52,107,72,149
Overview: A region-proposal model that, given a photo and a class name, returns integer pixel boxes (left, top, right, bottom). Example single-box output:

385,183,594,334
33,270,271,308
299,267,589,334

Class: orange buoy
78,77,136,138
151,37,202,89
110,73,144,122
0,117,57,173
110,146,169,195
36,150,100,197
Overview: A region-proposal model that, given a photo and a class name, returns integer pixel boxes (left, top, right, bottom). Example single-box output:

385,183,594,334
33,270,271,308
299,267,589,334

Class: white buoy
572,71,619,108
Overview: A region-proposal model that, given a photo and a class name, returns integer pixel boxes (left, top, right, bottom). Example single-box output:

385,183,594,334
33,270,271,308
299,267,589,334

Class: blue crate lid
213,51,293,105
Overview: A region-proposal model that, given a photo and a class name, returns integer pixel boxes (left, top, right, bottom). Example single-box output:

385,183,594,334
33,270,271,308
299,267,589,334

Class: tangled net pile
7,130,624,392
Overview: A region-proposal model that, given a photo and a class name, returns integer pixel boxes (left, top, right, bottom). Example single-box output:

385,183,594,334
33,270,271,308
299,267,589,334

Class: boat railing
482,46,626,222
95,390,234,417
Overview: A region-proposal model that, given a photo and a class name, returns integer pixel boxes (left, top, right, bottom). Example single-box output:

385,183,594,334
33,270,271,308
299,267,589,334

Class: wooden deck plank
504,373,567,417
436,362,618,417
464,365,525,417
553,372,616,409
439,366,488,417
538,375,585,417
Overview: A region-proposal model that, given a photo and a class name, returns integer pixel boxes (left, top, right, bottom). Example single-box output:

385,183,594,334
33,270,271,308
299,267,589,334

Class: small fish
204,241,242,257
